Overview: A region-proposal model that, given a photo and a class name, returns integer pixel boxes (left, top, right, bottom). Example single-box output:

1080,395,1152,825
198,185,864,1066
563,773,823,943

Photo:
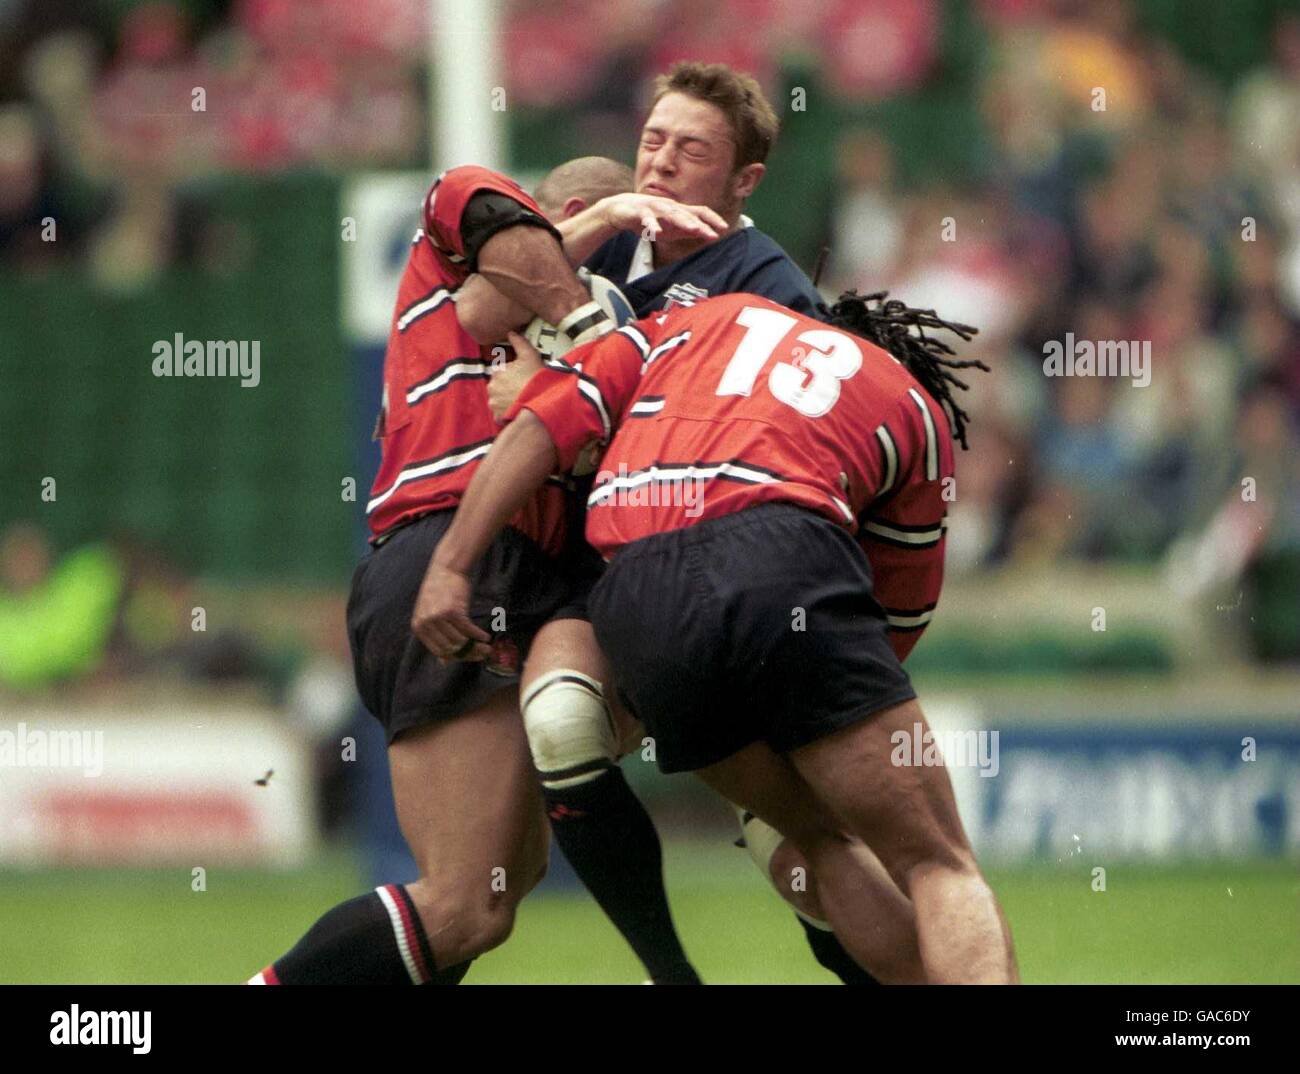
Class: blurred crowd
0,0,428,283
0,0,935,278
816,3,1300,582
2,0,1298,655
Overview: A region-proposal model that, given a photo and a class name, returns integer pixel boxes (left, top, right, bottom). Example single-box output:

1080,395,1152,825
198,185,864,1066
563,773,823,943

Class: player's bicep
458,191,560,272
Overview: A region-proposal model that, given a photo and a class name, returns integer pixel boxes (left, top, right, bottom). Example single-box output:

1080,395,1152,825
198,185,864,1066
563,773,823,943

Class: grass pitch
1,844,1295,984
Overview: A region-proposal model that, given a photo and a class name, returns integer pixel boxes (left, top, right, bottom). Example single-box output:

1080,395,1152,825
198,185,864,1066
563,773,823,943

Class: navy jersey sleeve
735,239,830,322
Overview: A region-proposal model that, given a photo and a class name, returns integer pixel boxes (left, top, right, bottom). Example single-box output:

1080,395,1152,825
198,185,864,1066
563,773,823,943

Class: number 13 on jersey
715,306,863,418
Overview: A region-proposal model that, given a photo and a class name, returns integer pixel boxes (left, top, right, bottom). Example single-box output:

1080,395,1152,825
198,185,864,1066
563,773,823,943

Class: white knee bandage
522,669,618,790
735,807,831,931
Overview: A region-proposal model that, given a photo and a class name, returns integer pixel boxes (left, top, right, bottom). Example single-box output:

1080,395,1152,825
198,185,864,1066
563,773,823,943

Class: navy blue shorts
587,504,916,773
346,509,570,743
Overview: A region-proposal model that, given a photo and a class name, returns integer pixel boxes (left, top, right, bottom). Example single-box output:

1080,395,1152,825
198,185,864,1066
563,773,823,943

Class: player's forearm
557,195,727,265
555,199,620,265
432,411,560,575
476,227,590,326
455,274,531,345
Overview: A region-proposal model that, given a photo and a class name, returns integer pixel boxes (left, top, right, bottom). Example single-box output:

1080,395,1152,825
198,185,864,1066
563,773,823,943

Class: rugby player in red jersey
453,62,887,986
246,160,725,985
418,290,1019,983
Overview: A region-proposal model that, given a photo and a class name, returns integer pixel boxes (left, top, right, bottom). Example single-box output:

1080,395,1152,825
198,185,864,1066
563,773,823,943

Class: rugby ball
523,270,635,361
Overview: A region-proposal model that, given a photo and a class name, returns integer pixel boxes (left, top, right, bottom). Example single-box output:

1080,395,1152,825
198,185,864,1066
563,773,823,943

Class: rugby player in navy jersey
246,159,725,985
445,62,892,985
416,289,1018,983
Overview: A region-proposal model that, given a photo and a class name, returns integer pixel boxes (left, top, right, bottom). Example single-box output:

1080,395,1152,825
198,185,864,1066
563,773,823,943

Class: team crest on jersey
661,282,709,310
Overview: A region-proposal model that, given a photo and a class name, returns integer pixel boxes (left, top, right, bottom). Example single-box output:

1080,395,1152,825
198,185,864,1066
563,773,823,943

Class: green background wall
0,175,354,584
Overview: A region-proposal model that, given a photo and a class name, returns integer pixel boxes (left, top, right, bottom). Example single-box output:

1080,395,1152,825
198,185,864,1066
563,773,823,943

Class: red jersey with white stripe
366,165,565,552
510,292,955,658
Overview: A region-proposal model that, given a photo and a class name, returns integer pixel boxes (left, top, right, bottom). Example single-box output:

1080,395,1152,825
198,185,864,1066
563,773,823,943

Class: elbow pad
460,190,561,272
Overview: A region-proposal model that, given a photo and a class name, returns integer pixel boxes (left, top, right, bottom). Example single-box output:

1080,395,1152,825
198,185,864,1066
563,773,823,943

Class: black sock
250,884,470,985
797,914,880,985
545,769,700,984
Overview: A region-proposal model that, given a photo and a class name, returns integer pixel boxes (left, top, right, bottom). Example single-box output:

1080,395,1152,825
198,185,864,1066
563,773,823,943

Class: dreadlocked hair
828,291,988,450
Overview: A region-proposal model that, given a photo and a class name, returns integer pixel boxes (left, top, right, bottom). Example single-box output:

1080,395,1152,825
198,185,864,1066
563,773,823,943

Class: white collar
627,213,754,283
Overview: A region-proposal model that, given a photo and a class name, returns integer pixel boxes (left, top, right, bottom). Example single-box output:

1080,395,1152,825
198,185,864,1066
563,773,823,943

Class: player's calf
702,743,925,984
737,807,828,925
249,689,551,984
404,785,550,967
737,810,894,985
247,882,472,986
520,619,700,984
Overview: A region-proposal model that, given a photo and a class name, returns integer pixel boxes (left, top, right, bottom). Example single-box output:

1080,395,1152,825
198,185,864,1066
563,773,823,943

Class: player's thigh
695,739,843,847
522,616,643,755
388,687,548,895
787,698,973,881
522,616,609,686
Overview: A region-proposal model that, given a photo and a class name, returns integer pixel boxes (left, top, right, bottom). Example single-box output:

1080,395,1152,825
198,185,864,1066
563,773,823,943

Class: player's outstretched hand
598,193,727,244
410,561,492,663
488,332,543,422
